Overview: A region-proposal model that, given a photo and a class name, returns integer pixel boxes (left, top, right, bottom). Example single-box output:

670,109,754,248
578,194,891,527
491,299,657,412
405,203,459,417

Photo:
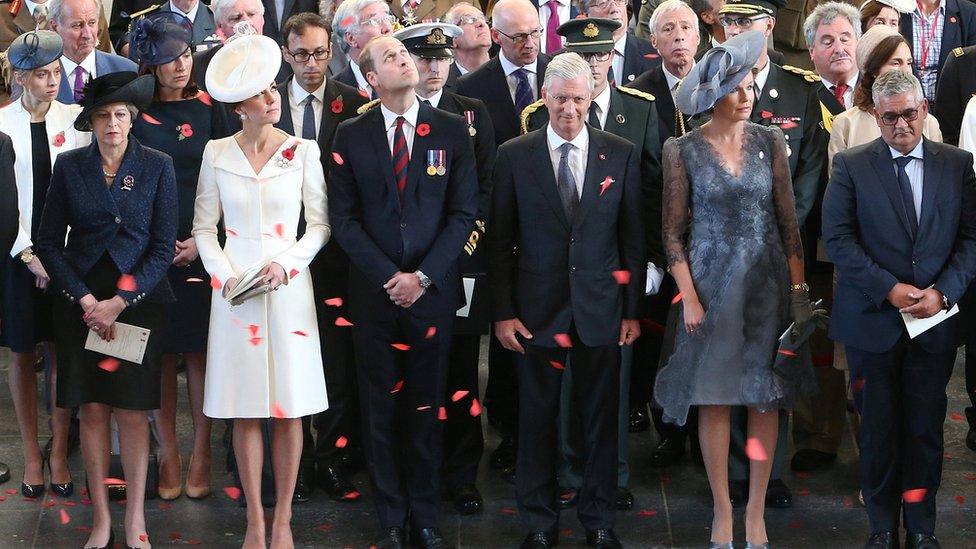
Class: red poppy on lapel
281,142,299,161
760,110,773,119
417,122,431,136
52,131,66,147
141,113,163,125
599,176,615,196
331,96,344,113
198,92,212,106
177,123,193,140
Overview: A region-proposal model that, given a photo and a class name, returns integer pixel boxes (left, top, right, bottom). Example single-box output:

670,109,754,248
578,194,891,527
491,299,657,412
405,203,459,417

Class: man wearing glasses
332,0,395,96
275,11,370,505
823,69,976,549
717,0,827,512
443,2,493,89
521,16,664,516
578,0,660,85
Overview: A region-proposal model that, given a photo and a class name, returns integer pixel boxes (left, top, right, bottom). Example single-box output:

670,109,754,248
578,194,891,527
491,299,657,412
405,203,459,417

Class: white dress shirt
591,85,612,129
24,0,47,18
61,51,97,93
289,78,326,139
889,140,925,222
168,0,200,22
612,34,626,84
417,88,444,108
753,60,771,98
539,0,571,54
662,64,685,100
546,123,588,198
349,60,372,96
500,54,538,107
381,98,420,157
455,61,470,75
821,72,859,109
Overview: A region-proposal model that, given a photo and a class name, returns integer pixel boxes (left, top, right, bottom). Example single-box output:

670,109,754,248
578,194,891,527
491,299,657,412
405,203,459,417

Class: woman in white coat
0,30,89,499
194,30,329,549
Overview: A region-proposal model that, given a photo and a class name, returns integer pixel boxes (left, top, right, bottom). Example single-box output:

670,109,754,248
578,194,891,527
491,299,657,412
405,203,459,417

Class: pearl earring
239,113,247,121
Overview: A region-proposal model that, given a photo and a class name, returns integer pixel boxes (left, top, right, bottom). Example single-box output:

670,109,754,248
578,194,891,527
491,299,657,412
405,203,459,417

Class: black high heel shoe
83,528,113,549
46,457,74,497
21,481,45,498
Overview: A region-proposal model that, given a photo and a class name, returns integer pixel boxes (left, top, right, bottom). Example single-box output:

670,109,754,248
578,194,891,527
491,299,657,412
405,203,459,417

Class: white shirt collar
168,0,200,22
662,64,688,93
381,97,420,131
592,85,611,122
820,71,859,93
754,59,771,94
349,59,370,91
913,0,946,17
711,35,721,47
61,50,96,79
546,122,588,152
455,61,470,75
24,0,45,17
500,53,537,76
889,139,925,160
417,88,444,108
290,77,326,106
613,34,626,55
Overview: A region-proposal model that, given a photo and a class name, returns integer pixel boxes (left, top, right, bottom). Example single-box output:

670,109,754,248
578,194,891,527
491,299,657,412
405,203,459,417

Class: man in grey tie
488,52,644,549
823,69,976,549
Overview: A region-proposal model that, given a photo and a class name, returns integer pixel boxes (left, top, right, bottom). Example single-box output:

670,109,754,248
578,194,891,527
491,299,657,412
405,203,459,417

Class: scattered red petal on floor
903,488,927,503
745,437,768,461
43,500,57,507
500,507,517,515
950,412,964,422
59,509,70,524
796,488,810,496
636,509,657,517
103,478,126,486
416,405,432,412
795,471,810,479
659,474,671,484
451,390,469,402
291,330,308,336
842,496,854,508
335,317,354,326
324,297,344,307
315,523,334,532
0,496,6,502
549,360,565,370
343,490,360,501
438,407,447,420
852,378,866,392
116,274,137,292
945,452,954,460
223,486,242,500
559,528,573,537
391,343,411,351
169,532,183,541
612,270,631,285
955,495,966,505
469,398,482,417
98,358,121,373
777,349,797,357
335,436,348,448
23,497,36,502
671,292,683,304
788,520,803,529
271,403,287,418
187,539,202,545
157,502,172,510
390,379,405,393
4,489,15,495
425,326,437,339
554,333,572,347
80,498,92,505
965,474,976,481
74,526,92,533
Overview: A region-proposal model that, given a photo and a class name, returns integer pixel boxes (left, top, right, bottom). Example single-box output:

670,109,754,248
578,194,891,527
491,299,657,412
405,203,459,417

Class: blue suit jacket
57,51,139,105
822,137,976,353
327,102,478,320
35,137,177,306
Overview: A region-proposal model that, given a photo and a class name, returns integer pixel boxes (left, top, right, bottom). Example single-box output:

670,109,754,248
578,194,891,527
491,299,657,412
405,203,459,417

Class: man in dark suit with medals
328,34,478,549
393,20,497,516
521,17,663,512
274,12,369,503
490,51,644,549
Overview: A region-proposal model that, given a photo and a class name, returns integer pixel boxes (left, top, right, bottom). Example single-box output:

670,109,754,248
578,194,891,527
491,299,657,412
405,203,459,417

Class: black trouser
353,309,454,529
846,337,956,536
517,332,619,534
485,335,519,440
442,333,484,490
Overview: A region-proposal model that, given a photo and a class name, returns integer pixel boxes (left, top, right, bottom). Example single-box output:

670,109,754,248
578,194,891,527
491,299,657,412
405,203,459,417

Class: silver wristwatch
416,270,432,289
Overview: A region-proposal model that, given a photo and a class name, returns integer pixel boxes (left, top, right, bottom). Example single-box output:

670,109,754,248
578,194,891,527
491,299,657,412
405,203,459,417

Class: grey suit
57,51,138,105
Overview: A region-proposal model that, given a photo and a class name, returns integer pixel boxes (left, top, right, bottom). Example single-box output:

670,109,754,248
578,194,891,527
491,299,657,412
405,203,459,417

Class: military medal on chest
463,110,476,136
427,149,446,176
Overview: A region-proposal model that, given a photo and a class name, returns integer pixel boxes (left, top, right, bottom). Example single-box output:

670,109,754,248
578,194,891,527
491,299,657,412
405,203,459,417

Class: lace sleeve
768,127,804,262
662,137,690,268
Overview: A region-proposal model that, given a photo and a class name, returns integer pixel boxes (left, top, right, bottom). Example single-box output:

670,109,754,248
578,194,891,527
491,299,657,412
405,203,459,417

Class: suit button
570,267,576,272
570,238,575,243
400,223,406,229
912,260,917,265
114,217,121,224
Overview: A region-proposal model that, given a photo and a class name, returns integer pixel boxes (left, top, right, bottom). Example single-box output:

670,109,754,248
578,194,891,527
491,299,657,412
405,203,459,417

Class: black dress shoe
520,531,558,549
317,465,360,501
863,531,898,548
966,408,976,451
22,482,45,498
375,527,405,549
649,435,685,468
765,479,792,508
790,449,837,472
729,479,747,508
558,487,578,510
0,462,10,484
410,527,454,548
292,464,313,503
628,406,650,433
905,533,941,549
586,529,622,548
451,484,482,515
615,487,634,510
490,437,516,470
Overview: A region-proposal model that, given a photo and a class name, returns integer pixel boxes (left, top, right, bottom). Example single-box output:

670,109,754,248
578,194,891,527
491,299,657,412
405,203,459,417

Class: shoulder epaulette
782,64,821,83
519,98,545,135
356,99,381,115
617,86,655,102
128,3,161,19
953,47,965,57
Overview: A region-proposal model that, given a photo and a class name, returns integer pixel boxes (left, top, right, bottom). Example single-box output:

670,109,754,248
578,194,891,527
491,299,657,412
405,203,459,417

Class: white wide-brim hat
859,0,915,15
205,34,282,103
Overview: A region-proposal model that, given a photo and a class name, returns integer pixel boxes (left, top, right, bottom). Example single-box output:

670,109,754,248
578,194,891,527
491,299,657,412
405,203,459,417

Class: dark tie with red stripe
392,116,409,197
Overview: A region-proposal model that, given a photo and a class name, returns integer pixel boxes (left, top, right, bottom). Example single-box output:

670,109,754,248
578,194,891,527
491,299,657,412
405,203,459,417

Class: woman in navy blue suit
35,72,177,549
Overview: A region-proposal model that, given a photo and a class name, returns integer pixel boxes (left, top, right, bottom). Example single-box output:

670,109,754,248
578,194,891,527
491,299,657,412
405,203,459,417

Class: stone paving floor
0,347,975,548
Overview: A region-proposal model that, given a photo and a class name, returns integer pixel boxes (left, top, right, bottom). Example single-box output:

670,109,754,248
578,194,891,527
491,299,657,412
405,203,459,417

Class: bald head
491,0,539,31
491,0,541,66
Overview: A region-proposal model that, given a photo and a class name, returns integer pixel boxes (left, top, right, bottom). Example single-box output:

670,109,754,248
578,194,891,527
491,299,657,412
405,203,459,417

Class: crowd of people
1,0,976,547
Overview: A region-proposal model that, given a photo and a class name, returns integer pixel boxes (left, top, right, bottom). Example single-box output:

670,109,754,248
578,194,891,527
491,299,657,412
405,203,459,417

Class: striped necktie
392,116,409,197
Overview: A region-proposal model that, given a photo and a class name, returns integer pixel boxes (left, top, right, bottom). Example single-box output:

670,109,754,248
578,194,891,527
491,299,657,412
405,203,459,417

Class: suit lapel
404,102,432,203
81,143,120,216
528,130,571,231
366,109,401,211
277,78,296,135
110,138,142,208
574,127,605,228
940,0,962,67
918,138,942,237
604,88,625,134
869,138,914,239
282,0,296,25
318,79,343,147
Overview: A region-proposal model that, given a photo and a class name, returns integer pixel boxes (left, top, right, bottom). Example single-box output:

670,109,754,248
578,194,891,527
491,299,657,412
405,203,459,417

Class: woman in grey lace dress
652,31,815,548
